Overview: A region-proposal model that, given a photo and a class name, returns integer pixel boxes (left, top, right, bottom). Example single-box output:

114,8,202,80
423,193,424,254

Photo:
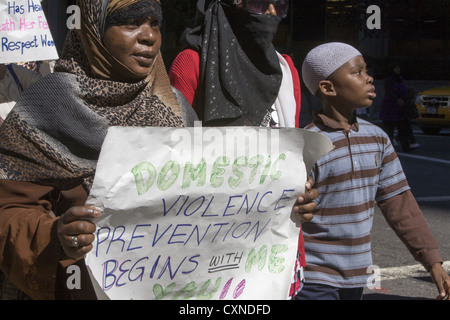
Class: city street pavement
363,126,450,300
363,206,450,300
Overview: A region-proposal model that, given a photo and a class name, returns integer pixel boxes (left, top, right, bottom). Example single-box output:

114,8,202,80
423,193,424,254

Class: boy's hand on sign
291,176,318,226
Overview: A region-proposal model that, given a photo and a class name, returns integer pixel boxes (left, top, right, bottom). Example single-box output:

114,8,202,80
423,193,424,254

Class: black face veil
180,0,282,126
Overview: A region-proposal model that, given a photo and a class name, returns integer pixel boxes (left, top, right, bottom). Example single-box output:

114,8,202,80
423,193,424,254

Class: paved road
363,126,450,300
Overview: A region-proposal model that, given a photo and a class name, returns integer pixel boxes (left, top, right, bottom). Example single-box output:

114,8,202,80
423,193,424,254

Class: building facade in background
43,0,449,81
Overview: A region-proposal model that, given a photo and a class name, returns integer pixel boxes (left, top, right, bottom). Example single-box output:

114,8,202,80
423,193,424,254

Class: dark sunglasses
223,0,289,19
245,0,289,18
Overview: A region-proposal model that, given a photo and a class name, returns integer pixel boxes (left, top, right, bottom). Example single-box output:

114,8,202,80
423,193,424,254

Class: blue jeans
294,282,364,300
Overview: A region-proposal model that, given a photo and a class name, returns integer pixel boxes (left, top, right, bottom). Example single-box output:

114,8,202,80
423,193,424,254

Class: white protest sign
85,125,333,300
0,0,58,64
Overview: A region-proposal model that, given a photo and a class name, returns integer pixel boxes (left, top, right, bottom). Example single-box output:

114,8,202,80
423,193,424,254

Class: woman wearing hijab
169,0,310,297
0,0,194,300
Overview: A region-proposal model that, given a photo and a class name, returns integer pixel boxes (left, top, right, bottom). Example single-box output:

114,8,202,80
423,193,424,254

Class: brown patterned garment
0,0,183,190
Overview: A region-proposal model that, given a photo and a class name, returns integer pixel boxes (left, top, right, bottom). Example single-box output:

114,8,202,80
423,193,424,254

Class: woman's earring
233,0,243,5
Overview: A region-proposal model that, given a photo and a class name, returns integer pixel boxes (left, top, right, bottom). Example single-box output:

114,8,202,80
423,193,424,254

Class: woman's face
103,16,162,79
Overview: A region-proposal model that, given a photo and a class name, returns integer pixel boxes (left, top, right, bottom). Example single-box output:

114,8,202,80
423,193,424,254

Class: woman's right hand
57,206,101,260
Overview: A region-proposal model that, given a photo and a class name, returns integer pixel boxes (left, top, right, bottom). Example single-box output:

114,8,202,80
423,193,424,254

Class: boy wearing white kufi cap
295,42,449,300
302,42,376,121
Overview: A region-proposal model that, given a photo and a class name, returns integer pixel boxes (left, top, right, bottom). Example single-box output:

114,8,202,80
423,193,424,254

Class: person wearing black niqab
169,0,306,298
169,0,300,127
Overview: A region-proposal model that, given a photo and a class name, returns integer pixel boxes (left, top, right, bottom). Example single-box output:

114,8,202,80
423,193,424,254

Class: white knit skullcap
302,42,362,95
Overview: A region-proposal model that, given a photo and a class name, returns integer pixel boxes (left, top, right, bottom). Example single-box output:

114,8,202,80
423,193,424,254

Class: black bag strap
6,64,24,92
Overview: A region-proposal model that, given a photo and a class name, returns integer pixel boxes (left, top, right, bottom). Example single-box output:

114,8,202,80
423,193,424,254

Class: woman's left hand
57,205,101,260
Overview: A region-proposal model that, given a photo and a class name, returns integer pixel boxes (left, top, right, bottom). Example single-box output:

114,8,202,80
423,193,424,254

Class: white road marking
396,152,450,202
414,130,450,136
397,152,450,166
380,261,450,281
415,196,450,202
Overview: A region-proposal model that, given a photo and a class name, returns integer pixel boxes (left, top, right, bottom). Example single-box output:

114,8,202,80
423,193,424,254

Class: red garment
170,49,305,296
169,49,301,127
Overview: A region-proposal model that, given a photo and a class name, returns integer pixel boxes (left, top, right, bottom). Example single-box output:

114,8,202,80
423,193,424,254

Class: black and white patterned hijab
180,0,283,126
0,0,183,190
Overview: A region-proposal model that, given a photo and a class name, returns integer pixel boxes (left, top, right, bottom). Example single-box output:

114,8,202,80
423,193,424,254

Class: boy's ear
318,80,336,97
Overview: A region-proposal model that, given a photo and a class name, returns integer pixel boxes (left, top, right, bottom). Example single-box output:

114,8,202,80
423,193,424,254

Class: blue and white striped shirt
303,114,410,288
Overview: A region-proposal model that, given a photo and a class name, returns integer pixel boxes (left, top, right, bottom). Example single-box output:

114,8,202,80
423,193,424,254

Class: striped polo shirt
303,113,410,288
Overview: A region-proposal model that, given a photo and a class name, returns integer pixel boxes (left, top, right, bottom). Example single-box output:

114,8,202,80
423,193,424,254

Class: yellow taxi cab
415,86,450,135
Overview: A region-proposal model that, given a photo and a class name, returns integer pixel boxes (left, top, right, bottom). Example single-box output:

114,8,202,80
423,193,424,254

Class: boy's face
328,55,376,110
